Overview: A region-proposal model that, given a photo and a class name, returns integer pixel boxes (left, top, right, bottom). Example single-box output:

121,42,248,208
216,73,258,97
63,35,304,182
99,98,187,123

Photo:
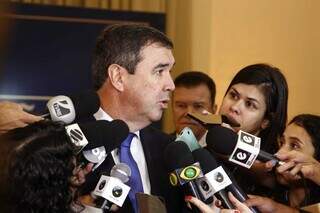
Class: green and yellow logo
180,166,200,181
169,172,178,186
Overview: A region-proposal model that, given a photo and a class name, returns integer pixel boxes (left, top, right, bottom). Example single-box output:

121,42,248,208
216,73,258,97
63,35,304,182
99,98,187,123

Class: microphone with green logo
164,141,203,213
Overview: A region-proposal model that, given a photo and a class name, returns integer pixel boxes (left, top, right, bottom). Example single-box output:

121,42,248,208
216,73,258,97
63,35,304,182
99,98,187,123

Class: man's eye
194,104,204,110
155,69,164,75
176,104,186,108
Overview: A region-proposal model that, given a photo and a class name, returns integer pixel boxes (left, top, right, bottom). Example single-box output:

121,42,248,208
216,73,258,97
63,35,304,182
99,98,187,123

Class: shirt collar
94,107,141,139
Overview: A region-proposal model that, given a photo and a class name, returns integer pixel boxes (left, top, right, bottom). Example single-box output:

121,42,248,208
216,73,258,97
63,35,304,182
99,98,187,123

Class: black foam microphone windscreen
206,125,279,164
69,90,100,120
164,141,195,170
80,119,129,151
164,141,202,213
206,125,238,156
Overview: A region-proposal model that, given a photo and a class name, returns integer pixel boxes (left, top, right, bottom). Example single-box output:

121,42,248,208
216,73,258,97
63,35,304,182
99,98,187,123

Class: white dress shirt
198,131,208,147
94,108,151,194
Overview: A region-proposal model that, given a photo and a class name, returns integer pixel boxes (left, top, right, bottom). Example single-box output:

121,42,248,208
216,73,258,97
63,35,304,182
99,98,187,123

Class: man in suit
81,24,184,212
172,71,217,146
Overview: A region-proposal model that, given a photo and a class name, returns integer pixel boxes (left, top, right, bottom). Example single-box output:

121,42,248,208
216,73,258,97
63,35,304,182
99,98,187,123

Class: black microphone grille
80,119,129,151
206,125,238,156
192,148,219,174
164,141,194,171
70,90,100,120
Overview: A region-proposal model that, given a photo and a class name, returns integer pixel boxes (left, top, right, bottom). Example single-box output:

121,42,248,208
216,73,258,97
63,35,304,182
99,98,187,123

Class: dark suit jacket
81,124,185,213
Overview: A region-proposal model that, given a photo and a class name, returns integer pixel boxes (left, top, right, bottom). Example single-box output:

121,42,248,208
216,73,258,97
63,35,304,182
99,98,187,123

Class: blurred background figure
0,120,91,212
172,71,217,146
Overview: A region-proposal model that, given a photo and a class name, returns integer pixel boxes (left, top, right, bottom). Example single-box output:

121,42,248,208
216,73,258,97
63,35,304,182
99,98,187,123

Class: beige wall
164,0,320,133
8,0,320,132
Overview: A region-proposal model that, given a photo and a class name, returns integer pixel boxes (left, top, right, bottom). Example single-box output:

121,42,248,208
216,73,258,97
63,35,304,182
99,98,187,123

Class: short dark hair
226,63,288,153
92,24,173,90
0,120,78,212
174,71,216,106
289,114,320,160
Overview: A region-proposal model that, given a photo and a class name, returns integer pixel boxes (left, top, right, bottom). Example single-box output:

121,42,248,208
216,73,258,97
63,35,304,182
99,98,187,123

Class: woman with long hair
0,120,88,212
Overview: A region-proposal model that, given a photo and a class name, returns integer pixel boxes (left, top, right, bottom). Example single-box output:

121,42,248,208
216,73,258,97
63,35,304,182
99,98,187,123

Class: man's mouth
159,99,169,108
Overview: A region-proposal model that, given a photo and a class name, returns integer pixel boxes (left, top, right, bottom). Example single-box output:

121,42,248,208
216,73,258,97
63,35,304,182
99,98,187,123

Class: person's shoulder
141,125,175,143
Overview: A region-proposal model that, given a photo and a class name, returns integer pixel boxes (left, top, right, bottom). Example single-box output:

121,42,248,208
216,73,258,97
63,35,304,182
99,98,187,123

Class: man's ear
107,64,126,91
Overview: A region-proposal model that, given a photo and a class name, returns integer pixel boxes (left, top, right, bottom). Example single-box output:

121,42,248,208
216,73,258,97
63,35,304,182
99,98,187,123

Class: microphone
65,119,129,170
178,127,258,212
192,148,234,209
175,127,201,152
44,90,100,124
93,163,131,211
192,148,259,213
177,127,232,208
164,141,207,213
187,112,240,127
206,125,281,168
66,119,129,151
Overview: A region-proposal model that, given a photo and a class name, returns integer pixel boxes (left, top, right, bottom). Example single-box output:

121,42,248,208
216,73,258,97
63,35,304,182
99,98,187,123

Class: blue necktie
120,133,143,213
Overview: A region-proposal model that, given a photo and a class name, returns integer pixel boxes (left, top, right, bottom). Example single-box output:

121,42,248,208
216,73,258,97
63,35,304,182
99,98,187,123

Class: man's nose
182,105,194,117
164,72,175,92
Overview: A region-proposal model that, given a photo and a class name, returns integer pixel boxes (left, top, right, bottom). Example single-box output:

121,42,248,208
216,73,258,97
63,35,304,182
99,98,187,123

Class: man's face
123,43,175,125
172,84,215,140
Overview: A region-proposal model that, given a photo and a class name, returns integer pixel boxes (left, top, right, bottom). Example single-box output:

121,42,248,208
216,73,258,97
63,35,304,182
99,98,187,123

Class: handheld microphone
65,119,129,170
193,148,260,213
187,112,240,127
206,125,282,168
178,127,259,211
164,141,206,213
44,90,100,124
93,163,131,211
175,127,201,152
176,128,215,203
192,148,234,209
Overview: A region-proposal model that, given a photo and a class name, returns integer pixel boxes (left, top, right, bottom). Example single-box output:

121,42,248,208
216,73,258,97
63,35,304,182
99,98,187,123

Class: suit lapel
140,127,162,195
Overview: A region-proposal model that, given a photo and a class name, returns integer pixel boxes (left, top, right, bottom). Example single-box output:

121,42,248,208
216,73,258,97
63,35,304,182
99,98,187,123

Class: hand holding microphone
185,192,253,213
271,150,320,185
0,101,42,134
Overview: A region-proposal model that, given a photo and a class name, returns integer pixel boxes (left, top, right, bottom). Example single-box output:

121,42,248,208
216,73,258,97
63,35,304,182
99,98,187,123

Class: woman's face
278,123,315,156
219,83,269,135
276,123,315,185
